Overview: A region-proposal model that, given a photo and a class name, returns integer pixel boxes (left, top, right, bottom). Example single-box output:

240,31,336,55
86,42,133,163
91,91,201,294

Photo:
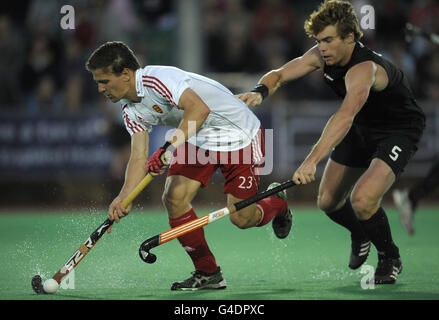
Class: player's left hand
108,196,132,233
292,161,316,185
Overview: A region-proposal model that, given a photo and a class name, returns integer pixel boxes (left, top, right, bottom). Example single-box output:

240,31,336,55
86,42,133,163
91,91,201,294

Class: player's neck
125,76,142,103
339,42,356,67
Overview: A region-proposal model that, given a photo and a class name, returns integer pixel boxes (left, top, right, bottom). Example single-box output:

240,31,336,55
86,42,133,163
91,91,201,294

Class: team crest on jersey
152,105,163,113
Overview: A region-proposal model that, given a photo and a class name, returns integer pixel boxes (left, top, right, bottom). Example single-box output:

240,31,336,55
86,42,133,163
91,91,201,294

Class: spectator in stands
0,15,24,108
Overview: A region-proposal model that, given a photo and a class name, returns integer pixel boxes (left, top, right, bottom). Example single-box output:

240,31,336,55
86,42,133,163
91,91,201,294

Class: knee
350,193,378,220
229,211,251,229
162,189,185,213
317,191,338,213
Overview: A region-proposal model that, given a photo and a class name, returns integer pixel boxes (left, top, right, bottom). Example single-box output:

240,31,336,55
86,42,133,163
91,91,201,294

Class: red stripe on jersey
123,111,144,134
143,83,178,107
142,80,171,100
131,119,144,132
123,112,137,133
142,76,173,98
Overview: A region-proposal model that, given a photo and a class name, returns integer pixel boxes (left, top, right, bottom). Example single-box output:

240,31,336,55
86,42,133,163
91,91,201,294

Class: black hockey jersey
323,42,425,139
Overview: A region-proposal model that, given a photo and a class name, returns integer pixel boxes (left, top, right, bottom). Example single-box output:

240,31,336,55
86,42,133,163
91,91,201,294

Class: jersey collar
135,68,145,97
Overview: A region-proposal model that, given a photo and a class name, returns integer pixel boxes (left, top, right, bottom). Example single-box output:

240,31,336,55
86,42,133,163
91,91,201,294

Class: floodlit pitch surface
1,207,438,300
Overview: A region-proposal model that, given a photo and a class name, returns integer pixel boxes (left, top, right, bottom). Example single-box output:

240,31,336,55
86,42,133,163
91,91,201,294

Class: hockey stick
31,173,154,294
405,23,439,45
139,180,296,264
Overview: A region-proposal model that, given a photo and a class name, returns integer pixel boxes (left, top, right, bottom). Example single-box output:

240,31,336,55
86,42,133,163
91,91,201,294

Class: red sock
169,208,218,274
256,196,288,227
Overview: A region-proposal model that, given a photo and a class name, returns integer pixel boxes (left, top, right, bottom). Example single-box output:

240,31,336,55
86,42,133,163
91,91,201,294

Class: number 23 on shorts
238,176,254,189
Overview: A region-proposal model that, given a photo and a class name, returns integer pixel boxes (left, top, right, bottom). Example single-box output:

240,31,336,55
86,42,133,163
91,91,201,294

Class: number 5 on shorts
389,145,402,161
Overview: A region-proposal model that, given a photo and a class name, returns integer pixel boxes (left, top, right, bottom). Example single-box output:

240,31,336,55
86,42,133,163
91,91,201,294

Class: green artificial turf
1,206,438,301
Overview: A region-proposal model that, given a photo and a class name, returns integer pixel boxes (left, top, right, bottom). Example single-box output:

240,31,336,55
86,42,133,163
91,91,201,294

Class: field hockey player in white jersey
86,41,292,291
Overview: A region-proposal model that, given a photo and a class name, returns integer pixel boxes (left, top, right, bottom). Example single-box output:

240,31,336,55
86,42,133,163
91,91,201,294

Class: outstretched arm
237,45,323,106
292,61,377,184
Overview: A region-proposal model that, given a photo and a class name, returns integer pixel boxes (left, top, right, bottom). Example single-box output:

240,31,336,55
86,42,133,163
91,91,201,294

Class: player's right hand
108,196,132,233
147,146,171,176
235,92,263,107
292,161,317,185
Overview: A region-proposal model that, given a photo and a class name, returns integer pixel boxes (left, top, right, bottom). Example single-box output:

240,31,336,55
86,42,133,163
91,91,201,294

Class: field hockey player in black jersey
238,0,425,284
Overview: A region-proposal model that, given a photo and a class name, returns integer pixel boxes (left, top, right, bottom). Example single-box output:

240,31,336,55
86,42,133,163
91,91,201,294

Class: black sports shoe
374,253,403,284
268,182,292,239
349,238,371,269
171,267,227,291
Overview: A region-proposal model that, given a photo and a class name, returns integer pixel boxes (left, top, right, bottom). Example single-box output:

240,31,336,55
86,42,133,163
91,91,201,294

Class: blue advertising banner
0,114,113,178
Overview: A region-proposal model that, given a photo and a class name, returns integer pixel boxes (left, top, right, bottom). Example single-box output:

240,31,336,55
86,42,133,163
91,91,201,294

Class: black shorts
330,125,421,176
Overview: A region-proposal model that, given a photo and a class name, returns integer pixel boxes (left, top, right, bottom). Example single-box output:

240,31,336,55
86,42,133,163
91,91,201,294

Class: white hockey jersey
120,66,261,152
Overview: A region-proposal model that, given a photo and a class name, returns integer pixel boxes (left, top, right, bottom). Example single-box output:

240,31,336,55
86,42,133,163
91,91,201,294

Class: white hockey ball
43,278,59,294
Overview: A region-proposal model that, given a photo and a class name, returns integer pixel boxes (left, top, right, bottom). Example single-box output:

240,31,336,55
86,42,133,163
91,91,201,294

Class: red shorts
167,127,265,199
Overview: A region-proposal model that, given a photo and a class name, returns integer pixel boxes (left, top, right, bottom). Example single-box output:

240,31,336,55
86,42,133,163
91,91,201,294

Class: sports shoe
349,238,371,269
268,182,293,239
374,253,403,284
392,189,415,235
170,267,227,291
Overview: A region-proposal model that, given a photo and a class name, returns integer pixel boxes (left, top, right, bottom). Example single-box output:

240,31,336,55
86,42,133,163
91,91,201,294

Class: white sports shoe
392,189,415,235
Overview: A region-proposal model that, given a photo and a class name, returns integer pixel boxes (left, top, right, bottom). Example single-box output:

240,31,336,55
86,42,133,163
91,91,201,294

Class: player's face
314,25,354,66
92,68,129,103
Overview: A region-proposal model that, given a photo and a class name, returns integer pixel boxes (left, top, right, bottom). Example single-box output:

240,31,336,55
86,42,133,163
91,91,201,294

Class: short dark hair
85,41,141,74
304,0,363,41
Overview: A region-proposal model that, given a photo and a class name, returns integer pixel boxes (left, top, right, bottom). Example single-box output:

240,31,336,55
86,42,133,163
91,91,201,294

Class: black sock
409,160,439,210
326,199,367,241
359,207,400,259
